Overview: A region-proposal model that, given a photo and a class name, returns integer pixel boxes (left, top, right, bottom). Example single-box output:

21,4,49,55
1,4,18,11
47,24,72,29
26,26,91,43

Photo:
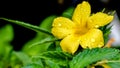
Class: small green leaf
32,51,72,66
111,53,120,60
0,24,14,56
70,48,120,68
62,7,74,18
0,24,14,42
39,15,57,32
0,18,52,35
108,62,120,68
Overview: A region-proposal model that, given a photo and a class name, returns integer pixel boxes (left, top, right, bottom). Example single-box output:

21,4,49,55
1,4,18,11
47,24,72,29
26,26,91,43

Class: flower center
74,25,89,35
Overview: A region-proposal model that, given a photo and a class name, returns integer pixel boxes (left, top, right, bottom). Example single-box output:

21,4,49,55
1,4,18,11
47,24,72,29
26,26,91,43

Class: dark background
0,0,120,51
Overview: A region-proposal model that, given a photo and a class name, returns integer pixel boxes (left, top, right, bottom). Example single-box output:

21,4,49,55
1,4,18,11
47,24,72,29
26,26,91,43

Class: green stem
29,38,60,48
0,17,53,36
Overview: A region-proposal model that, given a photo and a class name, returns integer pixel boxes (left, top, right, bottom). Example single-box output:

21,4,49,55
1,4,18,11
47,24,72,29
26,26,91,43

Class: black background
0,0,120,50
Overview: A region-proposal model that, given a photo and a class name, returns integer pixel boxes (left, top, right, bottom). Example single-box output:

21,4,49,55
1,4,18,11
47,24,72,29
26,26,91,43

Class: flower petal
79,29,104,49
72,1,91,27
52,17,74,39
87,12,114,28
52,27,72,39
60,35,80,54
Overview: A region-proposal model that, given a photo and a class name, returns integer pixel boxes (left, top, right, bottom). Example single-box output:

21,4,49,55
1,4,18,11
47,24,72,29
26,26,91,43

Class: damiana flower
52,1,113,54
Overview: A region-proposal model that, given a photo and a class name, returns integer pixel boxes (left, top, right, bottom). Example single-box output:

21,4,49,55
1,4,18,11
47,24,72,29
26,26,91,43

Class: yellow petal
72,1,91,27
87,12,114,28
79,29,104,49
60,35,80,54
52,27,72,39
52,17,74,39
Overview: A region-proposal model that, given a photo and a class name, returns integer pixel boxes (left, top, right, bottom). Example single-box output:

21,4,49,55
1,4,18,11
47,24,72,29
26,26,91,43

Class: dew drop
95,25,99,28
58,23,61,26
91,38,95,42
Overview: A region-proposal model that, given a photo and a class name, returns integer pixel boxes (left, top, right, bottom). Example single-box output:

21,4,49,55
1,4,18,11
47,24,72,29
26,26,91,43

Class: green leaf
69,48,120,68
62,7,74,19
28,38,59,49
32,51,72,66
107,53,120,68
13,51,32,65
0,24,14,42
0,17,52,36
0,24,13,67
108,62,120,68
111,53,120,60
39,15,57,32
0,24,14,56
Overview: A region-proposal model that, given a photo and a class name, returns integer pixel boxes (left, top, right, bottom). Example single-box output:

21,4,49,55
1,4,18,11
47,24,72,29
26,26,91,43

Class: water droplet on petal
58,23,61,26
95,25,99,28
91,38,95,42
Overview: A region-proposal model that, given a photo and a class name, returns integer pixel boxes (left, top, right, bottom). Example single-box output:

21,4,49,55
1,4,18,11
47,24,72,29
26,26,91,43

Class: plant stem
0,17,53,36
29,38,60,48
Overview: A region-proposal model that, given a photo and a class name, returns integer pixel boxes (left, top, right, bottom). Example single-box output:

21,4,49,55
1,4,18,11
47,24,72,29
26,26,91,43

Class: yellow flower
51,1,113,54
